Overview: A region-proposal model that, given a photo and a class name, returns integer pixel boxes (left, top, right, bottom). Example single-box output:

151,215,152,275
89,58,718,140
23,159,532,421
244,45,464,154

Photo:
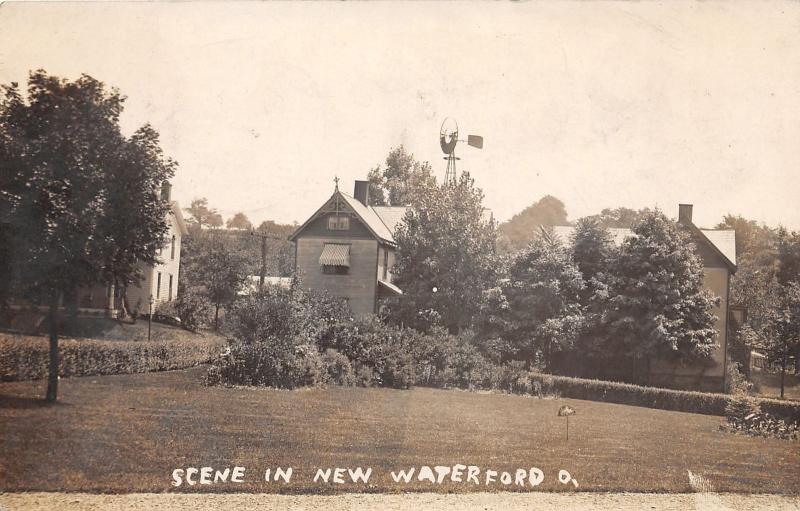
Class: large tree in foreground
597,211,719,382
0,71,175,401
392,172,497,333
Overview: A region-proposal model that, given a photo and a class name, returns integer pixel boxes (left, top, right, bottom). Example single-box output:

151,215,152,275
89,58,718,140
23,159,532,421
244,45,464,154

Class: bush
723,395,799,440
174,287,213,331
725,360,753,395
0,334,226,381
321,349,355,386
522,371,800,423
153,300,182,328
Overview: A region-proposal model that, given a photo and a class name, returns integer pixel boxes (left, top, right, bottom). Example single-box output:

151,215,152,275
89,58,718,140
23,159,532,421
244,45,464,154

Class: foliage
173,286,213,331
184,197,222,231
595,211,719,379
226,212,252,230
758,282,800,398
180,234,250,330
725,360,753,395
776,227,800,287
723,395,799,440
366,145,436,207
207,286,355,388
392,172,498,333
497,195,568,253
477,233,584,370
0,70,175,401
586,206,653,229
0,333,225,381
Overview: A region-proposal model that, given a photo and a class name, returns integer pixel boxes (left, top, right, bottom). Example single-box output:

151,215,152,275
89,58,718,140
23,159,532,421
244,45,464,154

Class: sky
1,2,798,229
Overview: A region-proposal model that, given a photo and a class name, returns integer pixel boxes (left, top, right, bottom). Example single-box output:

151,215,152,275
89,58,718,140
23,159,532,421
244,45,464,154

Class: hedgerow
0,334,226,381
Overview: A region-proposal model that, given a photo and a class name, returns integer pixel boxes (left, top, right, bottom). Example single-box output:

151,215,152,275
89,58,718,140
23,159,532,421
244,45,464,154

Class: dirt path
1,492,799,511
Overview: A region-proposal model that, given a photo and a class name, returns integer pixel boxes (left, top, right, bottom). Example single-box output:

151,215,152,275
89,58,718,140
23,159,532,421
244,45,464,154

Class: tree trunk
780,354,787,399
45,293,60,403
214,304,219,331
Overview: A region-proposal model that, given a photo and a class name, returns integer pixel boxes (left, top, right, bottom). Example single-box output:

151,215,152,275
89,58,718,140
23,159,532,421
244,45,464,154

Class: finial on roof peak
334,175,340,191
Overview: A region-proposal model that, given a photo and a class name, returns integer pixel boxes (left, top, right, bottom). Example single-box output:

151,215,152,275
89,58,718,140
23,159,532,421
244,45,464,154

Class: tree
367,145,437,206
182,236,249,330
570,217,616,293
588,206,653,229
497,195,569,253
776,227,800,287
478,232,585,370
392,172,497,333
184,197,222,231
0,71,175,401
760,282,800,399
226,212,252,230
597,211,719,382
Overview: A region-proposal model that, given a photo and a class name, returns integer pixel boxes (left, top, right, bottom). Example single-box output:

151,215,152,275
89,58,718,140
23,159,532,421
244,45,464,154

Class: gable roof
551,224,736,269
289,190,402,245
373,206,409,236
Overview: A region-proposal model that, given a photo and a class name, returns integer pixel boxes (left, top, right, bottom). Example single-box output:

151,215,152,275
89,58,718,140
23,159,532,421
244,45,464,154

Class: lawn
0,368,797,494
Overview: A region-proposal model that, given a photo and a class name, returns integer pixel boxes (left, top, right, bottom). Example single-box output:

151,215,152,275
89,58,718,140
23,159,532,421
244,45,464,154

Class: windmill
439,118,483,184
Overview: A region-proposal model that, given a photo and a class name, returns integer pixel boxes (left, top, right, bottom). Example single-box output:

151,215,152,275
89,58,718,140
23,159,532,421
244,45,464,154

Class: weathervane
439,118,483,184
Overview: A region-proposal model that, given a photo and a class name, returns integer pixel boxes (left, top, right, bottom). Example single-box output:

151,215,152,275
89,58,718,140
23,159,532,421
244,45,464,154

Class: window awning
378,279,403,296
319,244,350,267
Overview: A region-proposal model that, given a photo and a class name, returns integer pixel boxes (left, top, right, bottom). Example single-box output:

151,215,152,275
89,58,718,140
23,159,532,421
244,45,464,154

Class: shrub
723,395,799,440
725,360,753,395
521,371,800,423
321,349,355,386
174,287,213,331
0,334,226,381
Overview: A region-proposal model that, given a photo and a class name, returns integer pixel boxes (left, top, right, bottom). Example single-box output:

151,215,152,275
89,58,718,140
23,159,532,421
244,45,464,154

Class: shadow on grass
0,394,72,409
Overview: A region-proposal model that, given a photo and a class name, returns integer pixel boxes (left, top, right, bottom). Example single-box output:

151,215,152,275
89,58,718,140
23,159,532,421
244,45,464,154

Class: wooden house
289,180,407,316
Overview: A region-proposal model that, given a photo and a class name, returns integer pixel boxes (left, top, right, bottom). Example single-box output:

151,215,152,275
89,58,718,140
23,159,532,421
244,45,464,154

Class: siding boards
296,238,378,316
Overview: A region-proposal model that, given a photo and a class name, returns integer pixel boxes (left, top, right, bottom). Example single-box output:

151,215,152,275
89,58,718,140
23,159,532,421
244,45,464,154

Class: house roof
551,224,736,268
170,201,189,236
289,190,408,246
373,206,409,236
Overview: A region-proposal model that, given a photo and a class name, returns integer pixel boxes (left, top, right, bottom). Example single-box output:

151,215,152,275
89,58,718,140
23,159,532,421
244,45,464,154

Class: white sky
1,2,798,229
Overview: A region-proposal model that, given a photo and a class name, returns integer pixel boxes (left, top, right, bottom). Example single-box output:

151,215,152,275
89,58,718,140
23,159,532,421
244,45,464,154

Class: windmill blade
467,135,484,149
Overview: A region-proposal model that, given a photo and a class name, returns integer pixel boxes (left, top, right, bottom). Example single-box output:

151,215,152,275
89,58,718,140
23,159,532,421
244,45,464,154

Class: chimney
161,181,172,202
678,204,693,225
354,180,369,206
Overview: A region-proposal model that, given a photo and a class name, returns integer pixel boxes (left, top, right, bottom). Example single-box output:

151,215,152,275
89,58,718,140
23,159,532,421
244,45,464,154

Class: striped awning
319,244,350,267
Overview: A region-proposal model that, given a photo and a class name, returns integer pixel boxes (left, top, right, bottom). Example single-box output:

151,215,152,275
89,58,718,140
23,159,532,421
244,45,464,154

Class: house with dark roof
553,204,737,391
289,180,407,316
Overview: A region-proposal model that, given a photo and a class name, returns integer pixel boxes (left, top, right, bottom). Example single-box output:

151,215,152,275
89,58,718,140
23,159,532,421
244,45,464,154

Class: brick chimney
160,181,172,202
678,204,693,225
354,180,369,206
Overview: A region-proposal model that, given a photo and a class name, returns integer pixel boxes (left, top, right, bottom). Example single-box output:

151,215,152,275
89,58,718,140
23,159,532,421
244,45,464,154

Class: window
156,272,162,299
327,215,349,231
170,235,176,260
323,265,349,275
168,274,173,300
382,248,389,280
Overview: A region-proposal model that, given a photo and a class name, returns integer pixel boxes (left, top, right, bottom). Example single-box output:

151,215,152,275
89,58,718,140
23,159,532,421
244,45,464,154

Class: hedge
527,372,800,424
0,335,227,381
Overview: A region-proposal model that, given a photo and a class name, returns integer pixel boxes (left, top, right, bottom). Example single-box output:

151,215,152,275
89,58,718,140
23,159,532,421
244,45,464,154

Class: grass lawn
0,368,797,494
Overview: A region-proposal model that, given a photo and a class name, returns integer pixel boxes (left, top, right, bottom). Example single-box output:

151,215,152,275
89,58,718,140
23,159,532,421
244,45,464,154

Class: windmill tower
439,118,483,184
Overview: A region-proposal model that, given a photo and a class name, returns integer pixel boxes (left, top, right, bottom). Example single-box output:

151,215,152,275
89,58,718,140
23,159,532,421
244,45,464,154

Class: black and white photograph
0,2,798,510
